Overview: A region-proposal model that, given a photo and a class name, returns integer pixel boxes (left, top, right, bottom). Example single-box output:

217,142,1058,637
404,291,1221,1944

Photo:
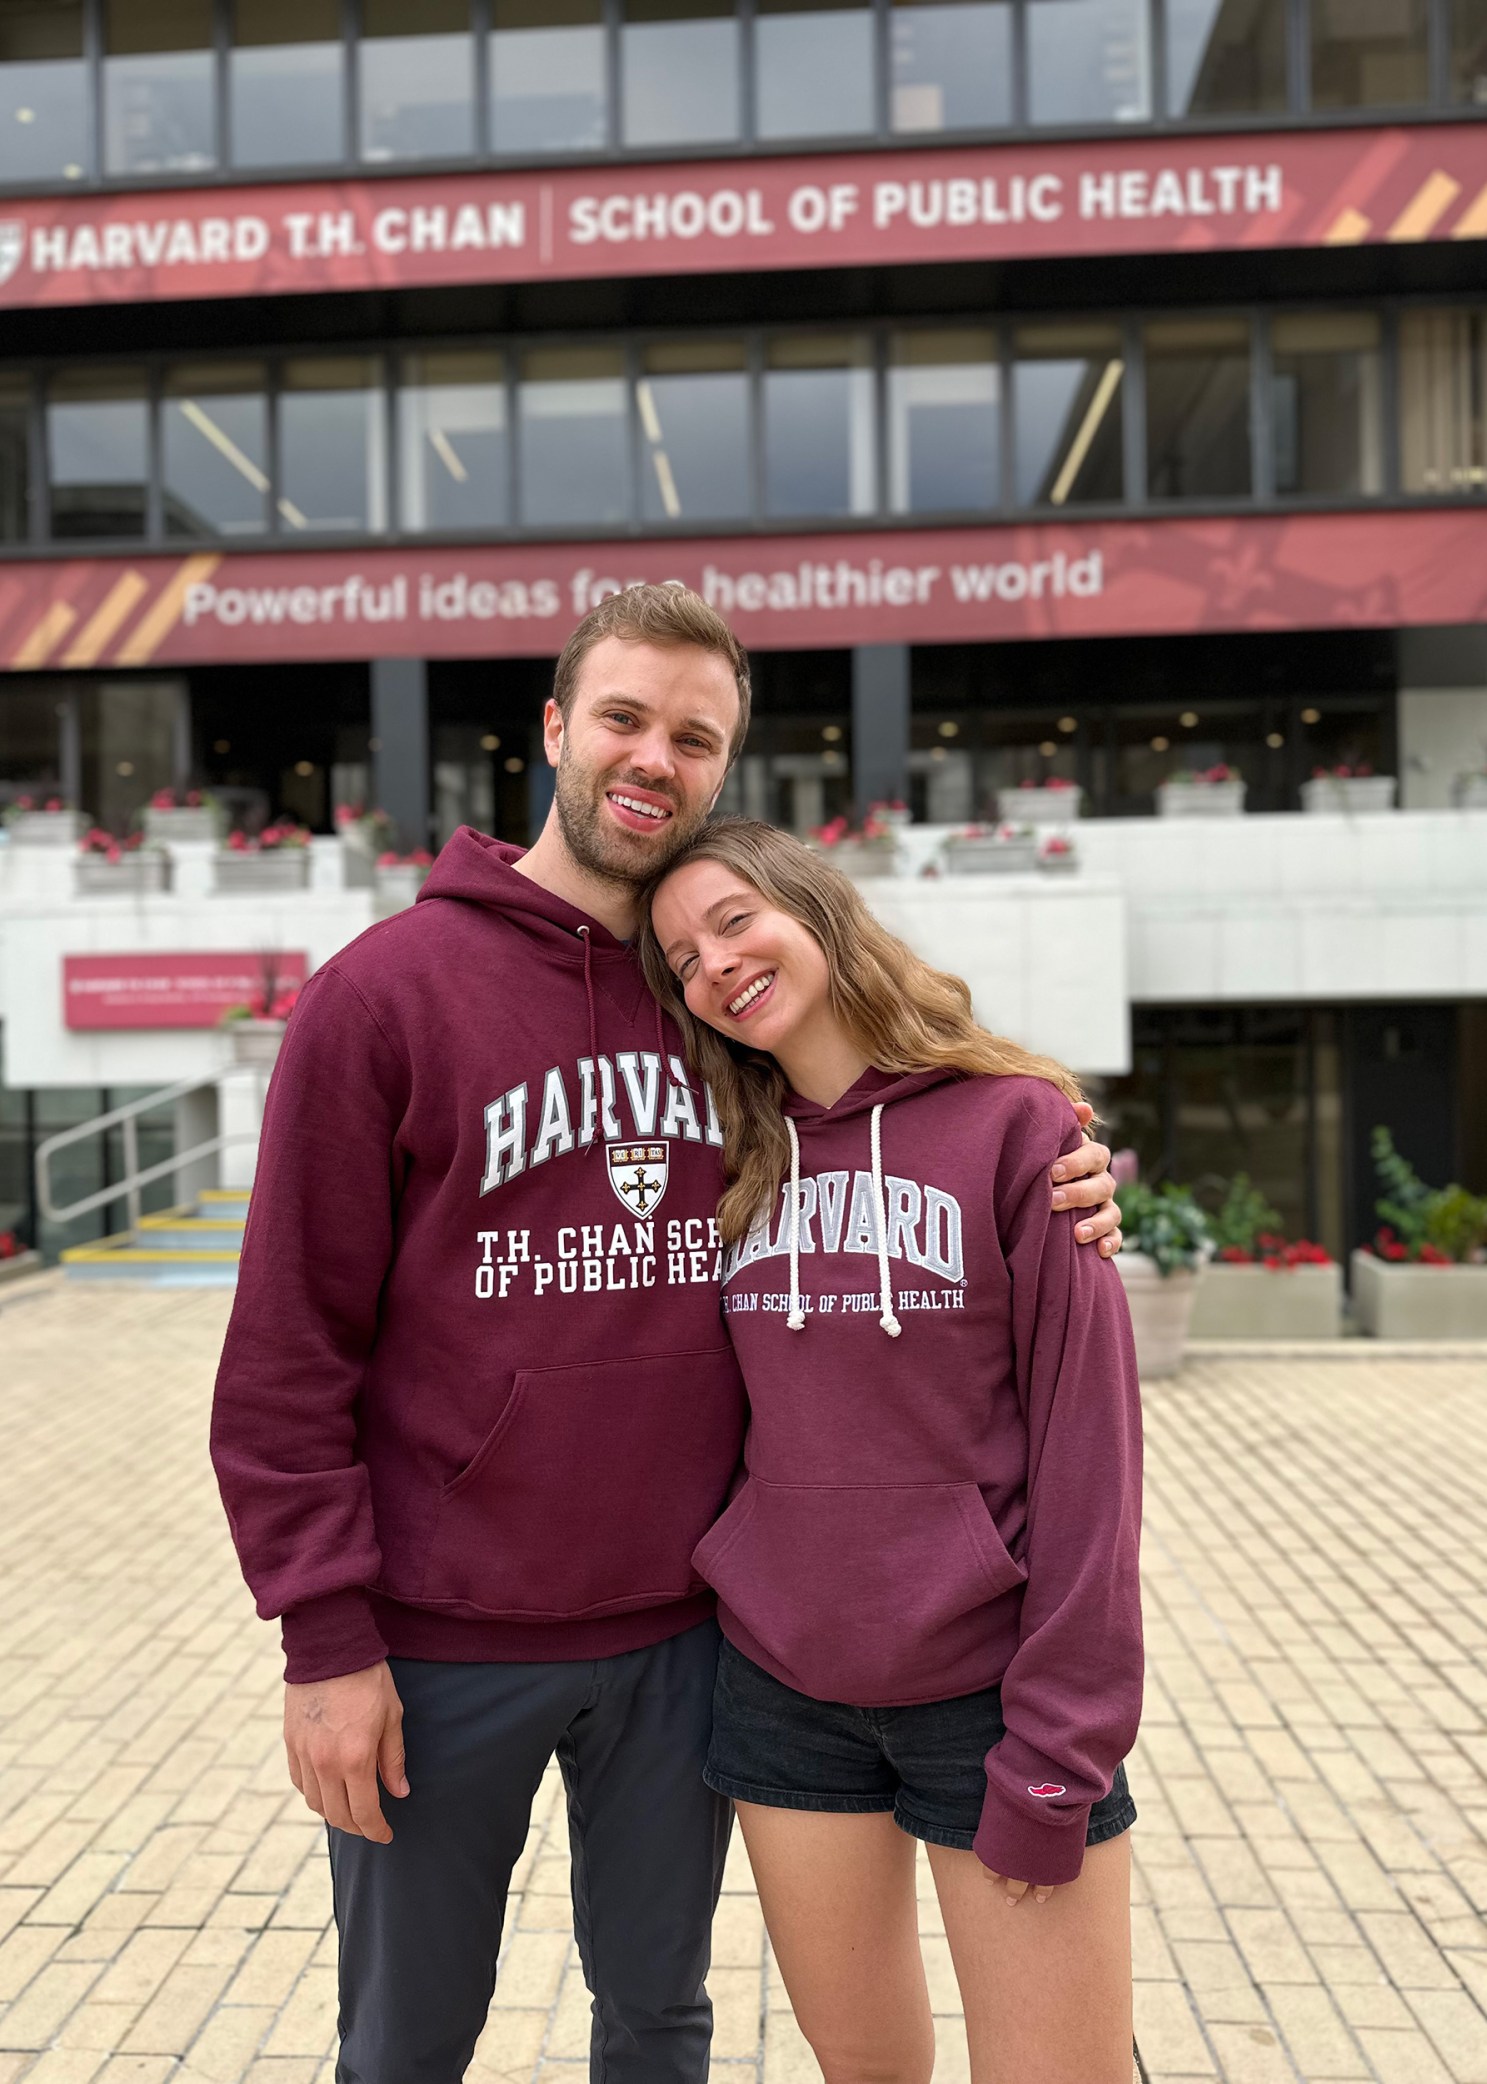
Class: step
198,1188,251,1212
138,1210,246,1251
61,1234,240,1286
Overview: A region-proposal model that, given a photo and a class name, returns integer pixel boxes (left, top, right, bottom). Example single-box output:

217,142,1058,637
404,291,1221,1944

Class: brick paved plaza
0,1278,1484,2084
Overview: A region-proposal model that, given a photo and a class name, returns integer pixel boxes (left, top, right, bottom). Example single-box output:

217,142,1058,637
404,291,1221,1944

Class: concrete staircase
60,1187,248,1286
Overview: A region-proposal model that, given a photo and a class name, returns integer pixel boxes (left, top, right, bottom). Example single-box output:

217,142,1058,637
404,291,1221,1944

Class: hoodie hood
782,1064,957,1124
418,826,631,959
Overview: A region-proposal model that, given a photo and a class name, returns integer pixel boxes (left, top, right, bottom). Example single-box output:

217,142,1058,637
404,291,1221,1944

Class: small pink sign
63,950,308,1030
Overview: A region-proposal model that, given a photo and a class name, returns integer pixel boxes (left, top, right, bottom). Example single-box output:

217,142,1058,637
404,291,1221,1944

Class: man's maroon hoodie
695,1066,1143,1887
210,829,746,1685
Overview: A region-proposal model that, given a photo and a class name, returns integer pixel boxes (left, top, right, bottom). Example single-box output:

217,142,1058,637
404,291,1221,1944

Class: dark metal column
370,657,430,852
851,644,910,823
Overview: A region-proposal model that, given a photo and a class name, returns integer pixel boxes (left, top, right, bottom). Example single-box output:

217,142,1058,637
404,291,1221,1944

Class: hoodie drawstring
576,927,599,1155
785,1101,901,1339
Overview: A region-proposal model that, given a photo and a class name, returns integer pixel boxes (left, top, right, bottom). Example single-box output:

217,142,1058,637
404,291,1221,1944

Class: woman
638,818,1142,2084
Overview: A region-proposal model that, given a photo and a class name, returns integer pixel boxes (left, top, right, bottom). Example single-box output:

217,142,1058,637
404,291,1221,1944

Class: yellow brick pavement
0,1278,1484,2082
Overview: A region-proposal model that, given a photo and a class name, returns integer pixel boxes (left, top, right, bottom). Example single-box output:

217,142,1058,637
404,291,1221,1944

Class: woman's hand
1049,1102,1122,1257
982,1868,1058,1907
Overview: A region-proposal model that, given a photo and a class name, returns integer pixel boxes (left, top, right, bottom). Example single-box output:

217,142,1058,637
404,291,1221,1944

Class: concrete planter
1157,781,1247,818
8,810,86,845
74,852,170,896
1037,845,1079,873
228,1018,286,1069
143,806,220,845
817,842,897,879
941,835,1038,874
1350,1250,1487,1339
374,863,427,915
1113,1252,1199,1377
995,785,1083,825
1190,1261,1343,1339
1300,775,1396,815
1451,774,1487,810
212,848,311,894
0,1249,43,1284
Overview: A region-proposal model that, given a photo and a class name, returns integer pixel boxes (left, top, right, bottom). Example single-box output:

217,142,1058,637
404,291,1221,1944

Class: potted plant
1300,762,1396,815
1452,762,1487,810
3,793,86,845
212,822,313,893
1351,1128,1487,1337
141,786,222,846
336,802,398,888
74,827,170,896
1189,1174,1341,1338
1156,764,1246,817
1037,833,1079,873
941,822,1039,873
0,1229,42,1284
809,812,900,879
995,776,1084,826
375,847,435,915
868,797,912,833
1112,1179,1210,1376
219,957,302,1068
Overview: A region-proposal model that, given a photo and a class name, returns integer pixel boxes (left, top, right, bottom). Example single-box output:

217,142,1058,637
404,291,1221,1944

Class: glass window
1166,0,1287,116
278,359,387,534
400,351,509,532
0,374,28,542
887,330,1000,514
1027,0,1149,124
491,0,606,154
1145,318,1251,501
890,0,1012,132
638,341,751,524
622,0,739,149
1271,314,1382,499
161,363,269,538
756,0,874,140
359,0,473,163
0,2,87,183
1453,0,1487,104
517,346,628,529
47,368,149,540
763,335,875,518
230,0,344,168
103,0,215,175
1399,310,1487,496
1013,323,1124,506
1311,0,1427,108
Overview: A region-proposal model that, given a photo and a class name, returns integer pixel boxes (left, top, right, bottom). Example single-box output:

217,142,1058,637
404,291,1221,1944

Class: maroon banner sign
63,950,310,1030
0,125,1482,311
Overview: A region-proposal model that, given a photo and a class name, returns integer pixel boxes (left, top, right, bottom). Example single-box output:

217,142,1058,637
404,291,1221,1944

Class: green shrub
1114,1181,1210,1277
1208,1173,1284,1256
1371,1128,1487,1264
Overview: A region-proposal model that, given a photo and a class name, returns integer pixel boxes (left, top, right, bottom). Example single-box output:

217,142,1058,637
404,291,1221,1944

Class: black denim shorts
704,1636,1137,1854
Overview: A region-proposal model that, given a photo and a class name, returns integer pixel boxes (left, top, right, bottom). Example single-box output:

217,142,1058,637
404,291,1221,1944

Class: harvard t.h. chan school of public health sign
4,509,1487,671
0,125,1482,311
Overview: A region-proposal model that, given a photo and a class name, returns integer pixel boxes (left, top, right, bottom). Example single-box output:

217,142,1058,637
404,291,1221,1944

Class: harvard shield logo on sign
0,223,25,289
608,1141,669,1218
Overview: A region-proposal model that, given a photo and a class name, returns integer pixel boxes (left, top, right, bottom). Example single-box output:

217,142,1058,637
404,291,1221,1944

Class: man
211,583,1123,2084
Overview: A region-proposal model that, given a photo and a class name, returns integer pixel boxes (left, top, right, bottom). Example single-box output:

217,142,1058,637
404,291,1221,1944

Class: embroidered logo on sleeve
1027,1783,1066,1799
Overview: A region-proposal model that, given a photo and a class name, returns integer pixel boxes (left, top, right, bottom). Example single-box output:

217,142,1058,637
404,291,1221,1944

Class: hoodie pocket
423,1346,745,1621
692,1476,1027,1705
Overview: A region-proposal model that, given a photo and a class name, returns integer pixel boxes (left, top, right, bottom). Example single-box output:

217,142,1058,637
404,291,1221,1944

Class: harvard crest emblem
607,1141,669,1218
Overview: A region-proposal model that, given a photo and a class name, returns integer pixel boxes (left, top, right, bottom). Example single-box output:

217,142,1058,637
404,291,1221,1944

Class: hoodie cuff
280,1589,389,1685
973,1782,1092,1889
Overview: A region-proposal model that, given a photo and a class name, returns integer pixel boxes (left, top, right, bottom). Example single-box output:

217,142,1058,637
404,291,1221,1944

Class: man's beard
552,743,708,889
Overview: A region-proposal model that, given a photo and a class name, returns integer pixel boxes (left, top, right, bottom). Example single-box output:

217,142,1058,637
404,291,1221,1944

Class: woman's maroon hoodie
695,1066,1143,1886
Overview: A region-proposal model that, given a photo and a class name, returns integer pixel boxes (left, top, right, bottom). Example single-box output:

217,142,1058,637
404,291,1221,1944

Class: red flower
1218,1246,1254,1264
151,788,174,810
376,851,400,868
43,796,62,812
1418,1243,1453,1265
268,989,300,1021
0,1231,18,1260
186,789,202,807
409,849,434,867
227,829,249,851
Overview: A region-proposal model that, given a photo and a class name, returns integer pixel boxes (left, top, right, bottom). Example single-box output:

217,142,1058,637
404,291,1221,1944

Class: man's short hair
552,583,752,764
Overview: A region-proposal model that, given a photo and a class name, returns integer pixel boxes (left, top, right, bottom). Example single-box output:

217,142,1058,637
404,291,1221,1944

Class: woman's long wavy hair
637,817,1088,1244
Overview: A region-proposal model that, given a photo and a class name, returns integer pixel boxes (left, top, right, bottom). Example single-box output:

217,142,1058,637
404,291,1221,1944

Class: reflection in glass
1027,0,1149,124
162,364,269,537
47,368,150,539
1013,324,1124,505
764,336,875,518
278,360,388,533
887,331,999,514
1311,0,1427,108
492,0,606,154
0,2,87,183
622,0,739,149
359,0,473,162
1453,0,1487,104
890,0,1012,132
1145,318,1251,501
638,342,750,524
518,347,628,528
104,0,215,175
400,352,509,532
1271,314,1382,498
1398,310,1487,496
756,0,873,140
1166,0,1286,116
0,375,28,541
230,0,344,168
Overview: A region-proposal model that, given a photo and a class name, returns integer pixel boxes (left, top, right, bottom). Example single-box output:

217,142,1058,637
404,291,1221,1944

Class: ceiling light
930,746,946,762
213,738,231,754
1302,707,1320,724
115,760,134,777
1180,711,1198,728
1266,732,1285,749
938,720,959,738
480,733,500,752
504,756,525,774
821,724,843,742
822,750,841,768
1039,741,1057,757
1058,716,1077,733
294,760,314,777
1150,736,1169,753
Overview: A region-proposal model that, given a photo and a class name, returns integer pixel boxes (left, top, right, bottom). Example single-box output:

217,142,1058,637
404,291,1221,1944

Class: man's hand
1052,1103,1122,1256
983,1868,1058,1907
284,1660,409,1843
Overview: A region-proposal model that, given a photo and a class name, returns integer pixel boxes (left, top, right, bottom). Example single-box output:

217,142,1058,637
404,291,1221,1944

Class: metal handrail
35,1071,259,1232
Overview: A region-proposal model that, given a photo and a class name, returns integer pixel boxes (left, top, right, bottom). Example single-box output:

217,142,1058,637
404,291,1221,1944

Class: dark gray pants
329,1621,732,2084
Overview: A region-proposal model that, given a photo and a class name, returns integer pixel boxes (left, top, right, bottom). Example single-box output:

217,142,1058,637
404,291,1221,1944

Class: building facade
1,0,1485,1260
